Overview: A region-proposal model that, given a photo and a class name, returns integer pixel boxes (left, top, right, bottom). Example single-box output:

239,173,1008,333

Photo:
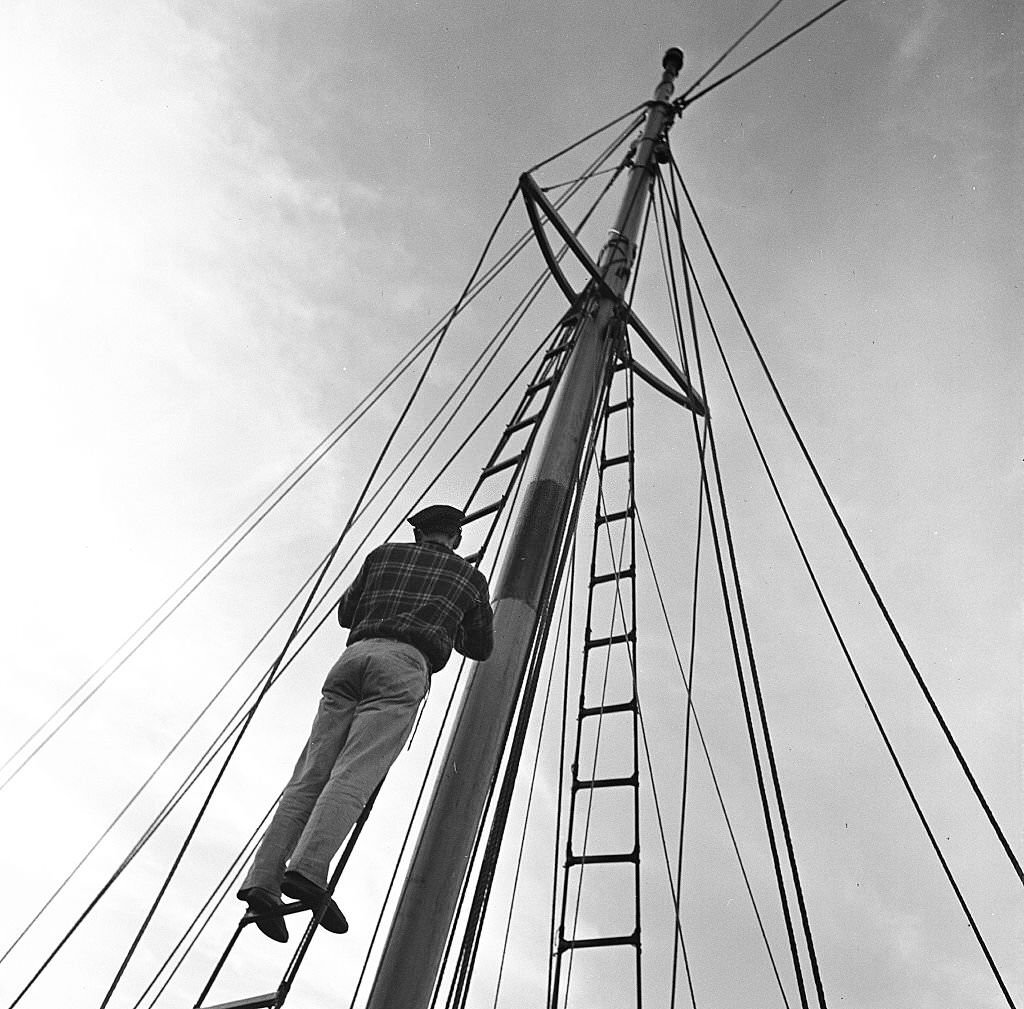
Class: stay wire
681,236,1017,1007
146,313,562,1006
446,536,578,1009
345,319,576,1008
666,150,1024,890
92,185,523,1009
635,506,793,1009
9,146,624,1006
650,194,789,1009
653,168,814,1009
489,576,573,1009
2,270,525,987
680,0,855,107
527,104,647,175
132,806,274,1009
546,541,576,1008
446,358,611,1009
679,0,786,101
17,122,637,1008
0,113,630,793
668,460,704,1009
670,166,828,1009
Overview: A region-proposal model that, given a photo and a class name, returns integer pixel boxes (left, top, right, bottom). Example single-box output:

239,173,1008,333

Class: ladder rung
507,411,543,435
481,453,522,479
585,630,635,650
566,847,639,867
526,374,557,396
200,994,279,1009
600,453,631,469
573,773,638,791
544,340,573,360
605,397,633,415
580,699,636,718
558,930,639,953
596,507,633,525
463,499,503,524
590,567,634,586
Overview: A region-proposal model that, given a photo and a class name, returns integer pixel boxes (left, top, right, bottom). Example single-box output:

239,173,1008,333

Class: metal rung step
585,630,635,649
600,453,631,470
596,507,634,525
558,930,640,953
526,374,557,396
481,453,523,479
507,411,543,435
200,993,279,1009
566,846,639,867
605,397,633,415
590,566,634,586
580,698,636,718
544,340,573,360
572,772,638,791
463,499,504,524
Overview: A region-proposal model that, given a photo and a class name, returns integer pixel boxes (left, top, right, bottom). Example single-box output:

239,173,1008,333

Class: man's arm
337,559,369,628
457,588,494,661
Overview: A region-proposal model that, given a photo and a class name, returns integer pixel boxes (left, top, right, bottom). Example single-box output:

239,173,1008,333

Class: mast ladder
191,327,577,1009
551,353,642,1009
459,319,579,564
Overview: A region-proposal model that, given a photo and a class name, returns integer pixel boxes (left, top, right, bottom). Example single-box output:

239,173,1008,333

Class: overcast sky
0,1,1020,1007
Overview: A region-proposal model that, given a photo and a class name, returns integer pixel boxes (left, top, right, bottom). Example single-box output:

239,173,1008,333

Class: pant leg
287,640,428,887
239,645,369,894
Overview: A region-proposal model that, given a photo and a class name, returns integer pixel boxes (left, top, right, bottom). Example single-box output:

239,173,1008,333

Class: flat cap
407,504,466,531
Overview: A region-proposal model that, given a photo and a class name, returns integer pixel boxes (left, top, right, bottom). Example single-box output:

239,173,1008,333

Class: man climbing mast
237,504,494,942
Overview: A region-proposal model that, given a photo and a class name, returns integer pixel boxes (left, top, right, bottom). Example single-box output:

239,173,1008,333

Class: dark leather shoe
238,886,288,943
281,871,349,934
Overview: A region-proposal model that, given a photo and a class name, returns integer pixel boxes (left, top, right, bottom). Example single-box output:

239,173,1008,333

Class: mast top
663,47,683,74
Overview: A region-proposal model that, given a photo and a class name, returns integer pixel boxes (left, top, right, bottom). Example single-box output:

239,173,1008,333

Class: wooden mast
364,49,684,1009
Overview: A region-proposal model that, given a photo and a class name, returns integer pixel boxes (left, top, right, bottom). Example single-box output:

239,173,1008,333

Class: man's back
338,541,493,673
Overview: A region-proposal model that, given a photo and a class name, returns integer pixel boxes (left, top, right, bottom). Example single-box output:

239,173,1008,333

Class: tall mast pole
365,49,683,1009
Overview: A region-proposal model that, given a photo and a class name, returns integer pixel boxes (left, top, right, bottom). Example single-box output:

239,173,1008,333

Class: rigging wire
679,0,786,101
8,309,567,1009
345,424,540,1009
679,0,855,107
635,507,794,1009
91,181,525,1009
0,109,639,796
664,151,1024,892
5,132,636,982
487,573,573,1009
653,169,818,1009
677,223,1017,1007
0,269,539,978
673,167,828,1009
648,189,788,1007
527,104,647,175
443,378,604,1009
546,541,575,1009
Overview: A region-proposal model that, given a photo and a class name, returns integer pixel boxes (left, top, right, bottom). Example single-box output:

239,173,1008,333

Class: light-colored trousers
241,637,429,894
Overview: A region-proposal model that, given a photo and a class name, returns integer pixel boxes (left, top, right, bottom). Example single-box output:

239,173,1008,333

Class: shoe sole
281,875,349,934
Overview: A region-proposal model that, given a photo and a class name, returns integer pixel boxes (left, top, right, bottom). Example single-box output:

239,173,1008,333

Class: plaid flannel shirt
336,540,493,674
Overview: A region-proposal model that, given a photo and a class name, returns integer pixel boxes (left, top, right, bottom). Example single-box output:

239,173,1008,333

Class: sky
0,1,1021,1007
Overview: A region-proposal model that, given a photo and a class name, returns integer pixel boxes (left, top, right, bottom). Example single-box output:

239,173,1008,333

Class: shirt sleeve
456,581,494,661
337,558,369,628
